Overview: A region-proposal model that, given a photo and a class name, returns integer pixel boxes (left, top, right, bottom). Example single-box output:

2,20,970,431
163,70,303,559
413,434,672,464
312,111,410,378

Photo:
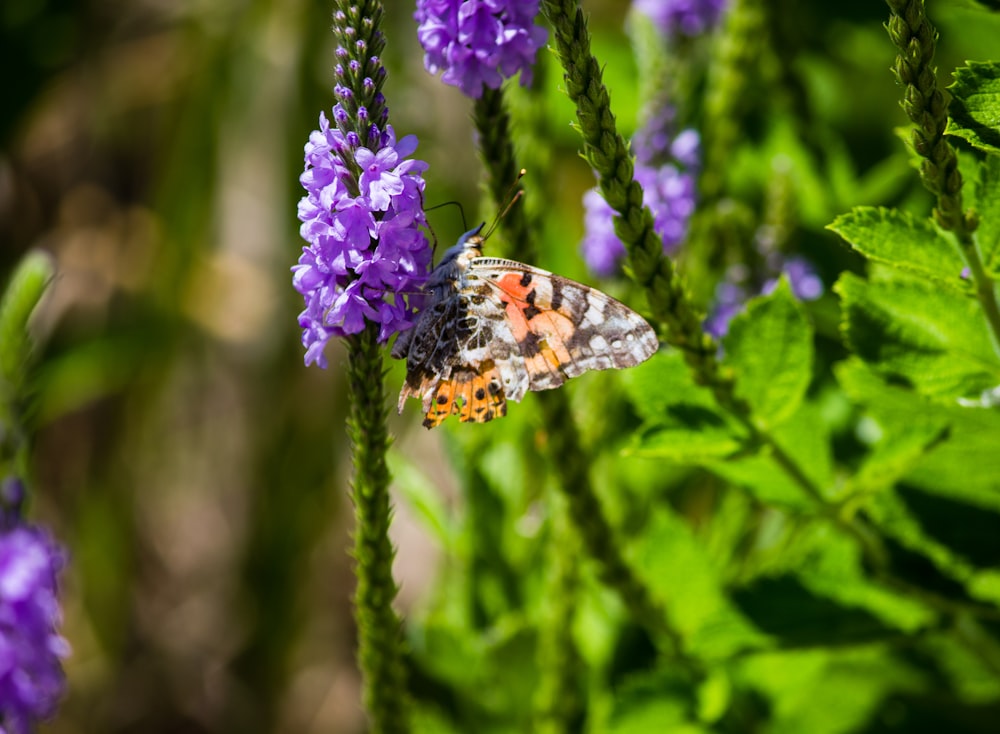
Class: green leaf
603,668,709,734
848,424,948,496
837,358,1000,511
0,250,54,395
623,351,745,460
771,399,835,493
734,648,922,734
828,207,967,288
947,61,1000,154
722,278,813,428
388,451,456,552
974,154,1000,278
630,509,768,660
706,453,815,509
836,272,1000,397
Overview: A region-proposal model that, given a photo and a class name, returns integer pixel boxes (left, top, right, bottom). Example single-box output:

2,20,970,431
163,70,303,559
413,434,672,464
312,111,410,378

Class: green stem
536,393,690,663
885,0,1000,355
534,510,584,734
472,82,686,655
473,87,534,262
347,324,410,734
539,0,898,582
539,0,719,390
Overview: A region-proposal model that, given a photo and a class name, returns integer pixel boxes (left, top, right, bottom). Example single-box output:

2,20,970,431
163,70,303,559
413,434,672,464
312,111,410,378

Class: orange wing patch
491,271,577,387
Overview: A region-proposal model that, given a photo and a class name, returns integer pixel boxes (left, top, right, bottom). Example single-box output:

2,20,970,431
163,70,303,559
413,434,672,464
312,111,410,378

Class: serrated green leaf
837,358,1000,510
630,509,768,660
828,207,967,288
772,399,835,494
622,349,719,422
947,61,1000,153
623,351,745,460
848,424,947,496
836,272,1000,397
734,648,922,734
723,278,813,428
975,154,1000,277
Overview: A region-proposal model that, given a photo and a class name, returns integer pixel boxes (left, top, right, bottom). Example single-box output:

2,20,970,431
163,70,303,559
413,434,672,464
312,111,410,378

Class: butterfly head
434,223,486,271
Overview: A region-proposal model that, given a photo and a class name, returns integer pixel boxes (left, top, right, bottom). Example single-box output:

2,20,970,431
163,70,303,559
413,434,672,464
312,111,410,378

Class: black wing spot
475,387,486,400
488,381,501,395
521,331,542,357
550,286,563,312
520,272,532,287
436,393,449,405
523,304,541,320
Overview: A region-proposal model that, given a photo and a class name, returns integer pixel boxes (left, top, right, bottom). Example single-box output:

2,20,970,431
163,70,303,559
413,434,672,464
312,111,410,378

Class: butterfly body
392,226,658,428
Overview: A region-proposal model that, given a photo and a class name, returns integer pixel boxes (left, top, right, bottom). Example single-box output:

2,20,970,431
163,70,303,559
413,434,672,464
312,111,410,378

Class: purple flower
634,0,726,38
293,28,432,368
415,0,548,98
706,257,824,338
0,523,68,734
582,129,700,278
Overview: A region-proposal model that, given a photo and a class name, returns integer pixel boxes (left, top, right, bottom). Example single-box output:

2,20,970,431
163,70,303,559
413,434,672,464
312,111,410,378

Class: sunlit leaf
836,272,1000,397
947,61,1000,154
723,278,814,428
828,207,967,288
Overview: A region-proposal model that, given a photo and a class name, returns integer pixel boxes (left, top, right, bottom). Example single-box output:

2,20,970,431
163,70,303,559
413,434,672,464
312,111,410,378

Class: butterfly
391,224,659,428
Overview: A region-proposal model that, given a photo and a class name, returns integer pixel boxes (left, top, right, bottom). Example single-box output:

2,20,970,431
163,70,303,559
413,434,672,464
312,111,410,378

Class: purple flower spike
415,0,548,98
293,12,432,368
0,524,68,734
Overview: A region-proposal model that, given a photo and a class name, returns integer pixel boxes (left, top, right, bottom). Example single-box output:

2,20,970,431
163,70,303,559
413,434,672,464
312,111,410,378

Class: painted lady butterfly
392,225,659,428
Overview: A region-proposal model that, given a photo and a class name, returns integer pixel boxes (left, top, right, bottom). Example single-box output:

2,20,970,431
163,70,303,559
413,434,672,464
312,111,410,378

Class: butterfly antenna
425,199,470,257
483,168,526,241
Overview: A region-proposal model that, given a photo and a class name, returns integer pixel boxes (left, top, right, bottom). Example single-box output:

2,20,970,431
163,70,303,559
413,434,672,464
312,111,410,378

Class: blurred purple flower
0,523,68,734
634,0,726,37
293,38,432,368
582,122,700,278
415,0,548,98
706,257,824,338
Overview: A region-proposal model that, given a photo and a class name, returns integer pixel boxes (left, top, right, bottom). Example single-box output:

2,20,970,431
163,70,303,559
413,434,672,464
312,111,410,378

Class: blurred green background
3,1,1000,732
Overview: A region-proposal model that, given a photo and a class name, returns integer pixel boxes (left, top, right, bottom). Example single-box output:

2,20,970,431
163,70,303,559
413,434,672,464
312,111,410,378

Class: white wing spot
589,335,609,352
611,339,623,350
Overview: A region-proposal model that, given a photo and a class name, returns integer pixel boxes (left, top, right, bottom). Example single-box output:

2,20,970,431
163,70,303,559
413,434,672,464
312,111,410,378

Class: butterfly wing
469,257,659,396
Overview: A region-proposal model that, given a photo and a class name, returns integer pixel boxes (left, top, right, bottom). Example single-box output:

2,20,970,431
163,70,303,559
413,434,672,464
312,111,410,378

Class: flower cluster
634,0,726,38
0,517,68,734
582,107,700,277
293,13,432,368
415,0,548,98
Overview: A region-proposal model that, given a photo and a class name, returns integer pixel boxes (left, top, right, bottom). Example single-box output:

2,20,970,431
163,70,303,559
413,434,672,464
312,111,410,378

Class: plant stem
885,0,1000,355
472,82,688,656
347,324,410,734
